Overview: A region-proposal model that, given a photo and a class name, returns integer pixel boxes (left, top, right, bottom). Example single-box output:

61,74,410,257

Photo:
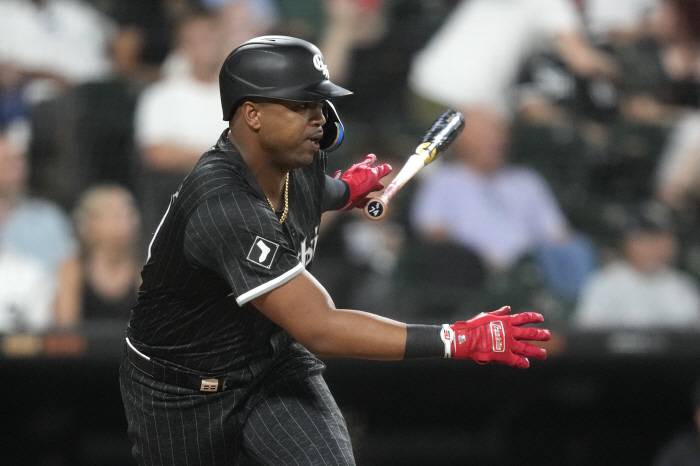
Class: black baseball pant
119,354,355,466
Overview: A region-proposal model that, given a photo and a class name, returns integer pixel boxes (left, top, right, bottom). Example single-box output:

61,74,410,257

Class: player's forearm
304,308,408,360
253,270,438,360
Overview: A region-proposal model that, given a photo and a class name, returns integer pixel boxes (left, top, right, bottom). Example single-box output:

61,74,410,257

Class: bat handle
364,193,390,221
363,180,400,221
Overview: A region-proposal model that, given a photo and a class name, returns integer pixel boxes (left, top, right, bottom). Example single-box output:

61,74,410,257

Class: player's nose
310,101,326,125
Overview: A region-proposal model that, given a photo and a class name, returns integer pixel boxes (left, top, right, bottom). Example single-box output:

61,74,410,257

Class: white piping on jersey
236,262,305,306
126,337,151,361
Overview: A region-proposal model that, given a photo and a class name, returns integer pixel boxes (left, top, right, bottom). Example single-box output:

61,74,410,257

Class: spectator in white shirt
0,0,115,104
574,202,700,329
134,9,227,235
408,0,617,116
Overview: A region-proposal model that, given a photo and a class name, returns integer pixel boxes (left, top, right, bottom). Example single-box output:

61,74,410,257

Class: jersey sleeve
183,193,304,306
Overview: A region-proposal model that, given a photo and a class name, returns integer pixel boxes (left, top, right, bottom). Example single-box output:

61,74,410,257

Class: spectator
614,0,700,125
206,0,278,61
134,9,227,236
160,1,278,79
573,202,700,329
61,185,142,322
105,0,189,84
318,0,388,87
408,0,617,118
655,112,700,215
654,378,700,466
0,0,124,205
0,247,56,333
627,0,700,215
584,0,659,45
411,107,596,301
0,0,115,116
0,127,79,327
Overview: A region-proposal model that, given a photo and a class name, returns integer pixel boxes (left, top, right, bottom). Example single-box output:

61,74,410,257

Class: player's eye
297,102,323,111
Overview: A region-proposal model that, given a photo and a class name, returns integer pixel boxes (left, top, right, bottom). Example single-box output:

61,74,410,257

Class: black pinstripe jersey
127,129,326,378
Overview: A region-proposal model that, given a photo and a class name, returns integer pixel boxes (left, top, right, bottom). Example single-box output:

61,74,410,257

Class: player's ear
239,101,262,130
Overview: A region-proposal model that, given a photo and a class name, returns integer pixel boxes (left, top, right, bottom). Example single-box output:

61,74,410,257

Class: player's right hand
334,154,392,210
445,306,551,369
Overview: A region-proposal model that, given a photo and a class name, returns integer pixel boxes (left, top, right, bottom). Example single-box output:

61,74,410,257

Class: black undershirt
323,175,350,212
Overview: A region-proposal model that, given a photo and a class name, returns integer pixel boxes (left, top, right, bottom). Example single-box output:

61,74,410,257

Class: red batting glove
443,306,551,369
333,154,392,210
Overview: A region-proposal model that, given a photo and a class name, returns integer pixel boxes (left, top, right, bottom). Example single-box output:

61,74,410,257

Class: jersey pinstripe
127,129,325,376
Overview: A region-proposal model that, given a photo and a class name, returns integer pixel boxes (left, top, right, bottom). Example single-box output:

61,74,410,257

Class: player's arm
252,269,551,367
254,269,406,359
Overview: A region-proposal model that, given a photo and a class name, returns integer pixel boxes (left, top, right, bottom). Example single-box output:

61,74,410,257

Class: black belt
125,339,231,393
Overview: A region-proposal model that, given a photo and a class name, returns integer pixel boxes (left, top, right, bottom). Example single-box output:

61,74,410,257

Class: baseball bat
363,109,465,221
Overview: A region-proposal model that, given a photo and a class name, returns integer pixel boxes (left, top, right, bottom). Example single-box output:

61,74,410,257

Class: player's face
255,99,326,170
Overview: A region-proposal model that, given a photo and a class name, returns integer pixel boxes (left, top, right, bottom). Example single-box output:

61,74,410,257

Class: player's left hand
334,154,392,210
448,306,551,369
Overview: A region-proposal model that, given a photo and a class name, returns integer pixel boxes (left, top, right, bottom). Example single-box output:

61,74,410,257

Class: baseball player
119,36,551,466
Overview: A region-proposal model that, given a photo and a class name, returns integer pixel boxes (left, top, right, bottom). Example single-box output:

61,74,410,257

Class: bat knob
364,198,387,221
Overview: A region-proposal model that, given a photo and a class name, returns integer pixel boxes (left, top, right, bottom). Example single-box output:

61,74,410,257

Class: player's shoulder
182,141,248,191
180,150,274,224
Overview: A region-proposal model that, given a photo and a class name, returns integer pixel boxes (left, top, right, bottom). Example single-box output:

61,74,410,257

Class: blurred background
2,0,700,464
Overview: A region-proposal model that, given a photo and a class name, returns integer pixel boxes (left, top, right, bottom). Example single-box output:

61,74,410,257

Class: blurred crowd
2,0,700,334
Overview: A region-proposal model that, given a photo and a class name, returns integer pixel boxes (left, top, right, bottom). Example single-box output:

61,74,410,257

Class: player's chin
282,150,316,171
304,138,321,154
296,140,320,163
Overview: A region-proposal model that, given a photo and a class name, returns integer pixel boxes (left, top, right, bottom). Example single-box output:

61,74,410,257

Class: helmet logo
313,54,330,80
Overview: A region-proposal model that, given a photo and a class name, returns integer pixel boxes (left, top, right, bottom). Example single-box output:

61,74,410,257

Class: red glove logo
490,321,505,352
334,154,392,210
450,306,551,369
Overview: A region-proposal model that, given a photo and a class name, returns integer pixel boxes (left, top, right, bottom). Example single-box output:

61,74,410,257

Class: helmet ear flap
319,100,344,152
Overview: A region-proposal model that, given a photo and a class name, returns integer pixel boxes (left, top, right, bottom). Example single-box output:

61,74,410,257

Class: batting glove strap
440,324,454,358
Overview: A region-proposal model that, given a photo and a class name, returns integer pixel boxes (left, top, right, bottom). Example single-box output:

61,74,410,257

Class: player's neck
256,170,287,211
227,130,287,210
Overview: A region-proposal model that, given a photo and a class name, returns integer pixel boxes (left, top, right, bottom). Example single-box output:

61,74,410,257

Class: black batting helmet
219,36,352,151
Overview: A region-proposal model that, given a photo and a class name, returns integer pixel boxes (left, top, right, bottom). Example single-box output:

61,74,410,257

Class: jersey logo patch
247,236,279,269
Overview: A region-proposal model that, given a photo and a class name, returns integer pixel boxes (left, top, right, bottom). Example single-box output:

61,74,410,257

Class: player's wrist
337,179,353,210
403,324,444,359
